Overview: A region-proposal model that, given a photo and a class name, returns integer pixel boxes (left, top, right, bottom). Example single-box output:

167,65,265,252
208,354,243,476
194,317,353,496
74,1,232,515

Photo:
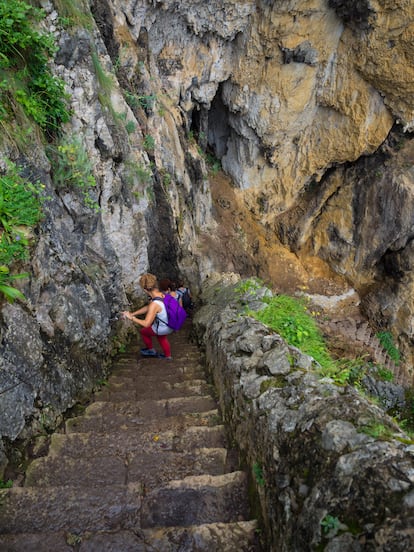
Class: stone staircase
0,322,260,551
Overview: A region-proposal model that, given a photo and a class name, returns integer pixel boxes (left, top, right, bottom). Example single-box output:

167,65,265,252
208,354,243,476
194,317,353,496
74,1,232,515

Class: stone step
48,425,228,457
66,408,222,434
64,397,218,434
94,379,214,401
115,350,202,367
0,484,142,534
111,366,206,382
0,520,259,551
112,360,205,379
0,531,73,552
87,396,217,417
24,448,229,489
141,471,250,528
142,520,259,552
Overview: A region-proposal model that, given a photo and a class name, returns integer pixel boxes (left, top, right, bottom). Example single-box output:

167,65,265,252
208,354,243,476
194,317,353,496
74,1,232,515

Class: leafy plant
0,479,13,489
235,277,263,295
377,331,401,364
206,152,221,174
123,161,152,186
0,0,70,136
143,134,155,151
376,365,394,382
54,0,93,29
253,462,265,487
138,94,156,111
0,161,44,301
47,137,99,211
358,421,394,440
253,295,335,371
321,514,340,534
125,120,136,134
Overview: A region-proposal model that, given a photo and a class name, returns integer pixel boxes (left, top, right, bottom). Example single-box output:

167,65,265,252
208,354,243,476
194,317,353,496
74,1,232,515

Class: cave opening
207,82,230,159
189,82,230,160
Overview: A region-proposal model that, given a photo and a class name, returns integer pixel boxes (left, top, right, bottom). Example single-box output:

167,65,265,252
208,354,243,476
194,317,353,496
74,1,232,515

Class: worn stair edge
0,531,73,552
0,521,259,552
24,448,229,488
142,520,260,552
0,483,142,534
47,425,228,457
0,529,147,552
94,379,213,401
141,471,251,528
65,408,222,434
84,396,218,418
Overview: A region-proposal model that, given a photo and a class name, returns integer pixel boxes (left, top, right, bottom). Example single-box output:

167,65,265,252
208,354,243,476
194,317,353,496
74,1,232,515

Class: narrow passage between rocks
0,319,261,551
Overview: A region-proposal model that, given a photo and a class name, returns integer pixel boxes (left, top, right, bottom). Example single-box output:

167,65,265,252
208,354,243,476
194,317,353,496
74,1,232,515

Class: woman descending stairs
0,322,260,551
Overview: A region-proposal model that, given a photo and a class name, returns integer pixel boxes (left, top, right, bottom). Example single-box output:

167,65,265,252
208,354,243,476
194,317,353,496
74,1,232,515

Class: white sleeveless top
152,300,173,335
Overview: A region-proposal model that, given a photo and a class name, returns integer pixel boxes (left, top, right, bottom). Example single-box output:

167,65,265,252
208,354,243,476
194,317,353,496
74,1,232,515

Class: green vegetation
53,0,93,29
0,162,45,302
240,282,401,389
125,120,136,134
0,0,70,137
358,421,395,440
260,376,286,393
235,277,263,296
123,160,152,186
253,462,265,487
47,137,99,211
377,331,400,364
253,294,335,371
143,134,155,152
124,91,156,112
321,514,340,534
206,152,221,174
0,479,13,489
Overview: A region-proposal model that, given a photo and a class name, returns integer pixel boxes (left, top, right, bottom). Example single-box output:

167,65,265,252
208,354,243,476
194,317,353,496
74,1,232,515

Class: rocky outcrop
193,274,414,551
94,0,414,365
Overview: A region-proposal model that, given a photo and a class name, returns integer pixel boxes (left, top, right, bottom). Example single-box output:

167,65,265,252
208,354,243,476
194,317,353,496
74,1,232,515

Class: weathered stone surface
140,471,249,528
0,323,257,550
0,484,142,534
142,520,259,552
2,0,414,479
193,276,414,551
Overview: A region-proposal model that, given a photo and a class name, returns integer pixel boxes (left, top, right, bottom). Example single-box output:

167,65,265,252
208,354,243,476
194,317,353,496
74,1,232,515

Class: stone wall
193,274,414,551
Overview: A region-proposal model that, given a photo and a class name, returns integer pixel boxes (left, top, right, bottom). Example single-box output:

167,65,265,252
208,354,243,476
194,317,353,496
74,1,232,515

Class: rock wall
2,0,414,472
97,0,414,364
0,0,215,472
193,274,414,551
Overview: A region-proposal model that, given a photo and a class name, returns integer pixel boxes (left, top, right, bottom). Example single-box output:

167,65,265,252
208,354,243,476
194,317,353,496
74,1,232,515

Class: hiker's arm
122,304,148,318
131,305,149,316
124,302,160,327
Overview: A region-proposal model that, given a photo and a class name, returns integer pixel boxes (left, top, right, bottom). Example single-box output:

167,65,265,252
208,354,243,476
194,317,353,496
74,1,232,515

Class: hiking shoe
141,348,158,357
158,353,173,360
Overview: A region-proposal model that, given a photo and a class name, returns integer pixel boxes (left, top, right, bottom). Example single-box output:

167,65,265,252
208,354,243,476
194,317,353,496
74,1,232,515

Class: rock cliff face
193,274,414,551
1,0,414,474
96,0,414,360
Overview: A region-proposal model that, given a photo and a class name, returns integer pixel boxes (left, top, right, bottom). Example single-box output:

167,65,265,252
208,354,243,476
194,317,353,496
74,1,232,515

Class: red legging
140,326,171,357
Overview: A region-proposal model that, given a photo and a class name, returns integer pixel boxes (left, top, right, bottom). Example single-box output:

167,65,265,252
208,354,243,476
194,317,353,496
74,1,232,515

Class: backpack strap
153,296,173,330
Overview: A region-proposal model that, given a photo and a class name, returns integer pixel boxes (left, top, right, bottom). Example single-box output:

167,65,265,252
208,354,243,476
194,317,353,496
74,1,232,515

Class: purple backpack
154,294,187,331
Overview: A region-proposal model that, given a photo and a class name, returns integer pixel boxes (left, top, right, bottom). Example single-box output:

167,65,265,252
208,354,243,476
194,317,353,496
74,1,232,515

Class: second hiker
122,273,173,359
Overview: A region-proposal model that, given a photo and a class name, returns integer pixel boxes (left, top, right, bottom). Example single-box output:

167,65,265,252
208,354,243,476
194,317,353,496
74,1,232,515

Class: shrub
47,137,99,211
0,0,70,136
0,161,44,301
253,294,335,371
377,331,401,364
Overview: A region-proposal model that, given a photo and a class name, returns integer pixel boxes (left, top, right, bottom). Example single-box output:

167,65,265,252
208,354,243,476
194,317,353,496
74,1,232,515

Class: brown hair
139,273,158,291
158,278,171,292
